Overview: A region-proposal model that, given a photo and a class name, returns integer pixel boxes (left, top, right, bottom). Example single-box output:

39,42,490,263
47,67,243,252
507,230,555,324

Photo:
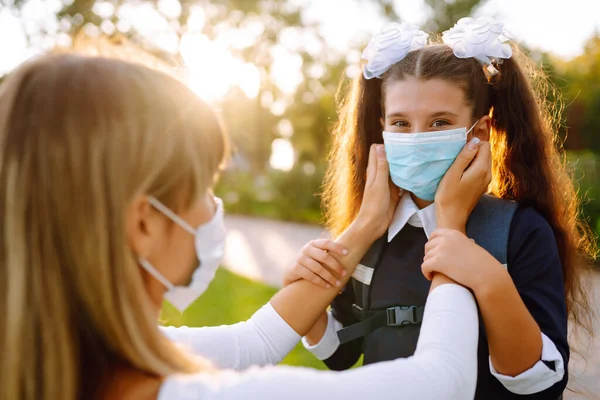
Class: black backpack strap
466,194,519,265
337,305,425,344
351,236,388,312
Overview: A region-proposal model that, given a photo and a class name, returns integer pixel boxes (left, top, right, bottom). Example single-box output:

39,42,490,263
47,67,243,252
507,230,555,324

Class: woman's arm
162,145,396,370
161,218,378,371
160,303,301,370
269,220,380,335
424,232,543,377
270,144,398,335
160,219,377,371
304,285,364,370
424,141,545,378
159,280,479,400
424,209,569,395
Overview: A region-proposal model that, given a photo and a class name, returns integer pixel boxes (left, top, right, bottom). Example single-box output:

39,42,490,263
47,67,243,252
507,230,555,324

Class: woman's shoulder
158,372,214,400
100,367,162,400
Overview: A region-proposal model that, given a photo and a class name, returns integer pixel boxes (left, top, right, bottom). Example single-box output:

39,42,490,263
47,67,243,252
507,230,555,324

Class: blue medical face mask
383,121,478,201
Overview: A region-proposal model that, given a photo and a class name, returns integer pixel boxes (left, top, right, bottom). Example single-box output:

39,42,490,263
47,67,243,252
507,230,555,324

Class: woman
0,52,489,400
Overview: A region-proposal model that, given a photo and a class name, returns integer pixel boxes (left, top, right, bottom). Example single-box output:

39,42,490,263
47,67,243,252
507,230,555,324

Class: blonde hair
0,54,228,399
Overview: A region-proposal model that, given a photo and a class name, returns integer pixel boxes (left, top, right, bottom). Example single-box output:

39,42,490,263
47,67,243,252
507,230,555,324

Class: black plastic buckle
386,306,419,327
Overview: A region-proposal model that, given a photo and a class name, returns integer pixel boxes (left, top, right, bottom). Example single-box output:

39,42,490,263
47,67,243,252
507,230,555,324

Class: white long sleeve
160,304,301,371
159,284,479,400
301,310,342,359
489,332,565,394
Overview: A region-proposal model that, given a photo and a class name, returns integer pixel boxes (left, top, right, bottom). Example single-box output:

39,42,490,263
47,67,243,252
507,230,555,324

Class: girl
0,50,493,400
286,19,596,399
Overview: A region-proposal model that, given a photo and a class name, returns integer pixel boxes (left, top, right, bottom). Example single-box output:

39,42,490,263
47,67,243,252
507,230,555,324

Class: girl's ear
473,116,492,142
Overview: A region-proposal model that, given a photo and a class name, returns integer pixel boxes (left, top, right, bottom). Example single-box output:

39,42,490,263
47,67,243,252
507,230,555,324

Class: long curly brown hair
322,44,596,337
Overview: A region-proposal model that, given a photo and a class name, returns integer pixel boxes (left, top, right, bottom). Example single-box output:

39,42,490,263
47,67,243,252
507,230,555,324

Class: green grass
160,268,331,370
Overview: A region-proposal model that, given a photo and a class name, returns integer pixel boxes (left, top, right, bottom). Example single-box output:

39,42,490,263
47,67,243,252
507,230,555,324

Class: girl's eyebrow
385,110,459,119
430,111,459,118
385,111,408,119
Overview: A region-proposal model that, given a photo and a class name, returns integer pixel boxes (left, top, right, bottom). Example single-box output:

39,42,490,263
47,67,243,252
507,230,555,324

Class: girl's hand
355,144,402,239
422,228,505,293
435,138,491,232
283,239,349,288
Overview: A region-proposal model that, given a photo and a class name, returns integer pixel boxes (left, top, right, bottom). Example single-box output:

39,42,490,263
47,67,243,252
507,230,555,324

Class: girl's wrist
331,218,380,277
436,213,467,234
353,212,384,242
472,261,511,300
349,216,380,246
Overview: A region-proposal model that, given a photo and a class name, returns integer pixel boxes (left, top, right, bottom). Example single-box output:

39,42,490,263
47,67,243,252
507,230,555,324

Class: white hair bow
442,17,512,76
362,23,429,80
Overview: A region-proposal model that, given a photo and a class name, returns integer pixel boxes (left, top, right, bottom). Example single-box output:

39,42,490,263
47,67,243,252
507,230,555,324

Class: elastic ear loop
148,196,196,235
138,257,175,290
138,197,196,290
139,197,211,290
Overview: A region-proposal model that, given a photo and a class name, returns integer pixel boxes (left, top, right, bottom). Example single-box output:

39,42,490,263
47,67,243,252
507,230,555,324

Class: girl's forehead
383,78,469,118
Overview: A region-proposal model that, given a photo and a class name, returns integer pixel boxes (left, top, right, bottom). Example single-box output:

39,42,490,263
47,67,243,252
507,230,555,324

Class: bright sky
1,0,599,76
303,0,600,60
1,0,597,170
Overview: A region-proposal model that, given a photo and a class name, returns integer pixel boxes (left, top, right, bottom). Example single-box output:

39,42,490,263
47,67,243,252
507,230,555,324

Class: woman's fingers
421,258,436,281
297,260,332,289
421,253,447,281
428,228,452,240
307,240,348,277
309,239,348,257
305,246,346,280
298,255,337,288
424,236,440,254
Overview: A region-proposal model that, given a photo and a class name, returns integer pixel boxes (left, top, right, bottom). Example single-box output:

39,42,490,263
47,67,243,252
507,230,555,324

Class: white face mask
139,197,226,312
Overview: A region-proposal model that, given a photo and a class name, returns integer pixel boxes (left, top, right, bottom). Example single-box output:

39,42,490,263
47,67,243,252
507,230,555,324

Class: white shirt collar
387,193,437,242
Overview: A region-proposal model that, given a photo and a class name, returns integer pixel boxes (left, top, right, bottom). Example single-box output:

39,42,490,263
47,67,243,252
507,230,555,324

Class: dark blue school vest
337,194,518,346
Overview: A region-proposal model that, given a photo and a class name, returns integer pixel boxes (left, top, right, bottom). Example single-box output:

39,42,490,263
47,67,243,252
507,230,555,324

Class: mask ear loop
138,257,175,290
148,197,196,235
138,198,197,290
466,119,480,136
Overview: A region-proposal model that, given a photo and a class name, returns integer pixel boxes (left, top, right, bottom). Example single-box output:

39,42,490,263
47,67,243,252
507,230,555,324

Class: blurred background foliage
1,0,598,243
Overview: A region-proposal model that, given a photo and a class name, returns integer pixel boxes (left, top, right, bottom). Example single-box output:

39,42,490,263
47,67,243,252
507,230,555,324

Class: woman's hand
422,228,505,293
283,239,348,288
435,138,491,232
355,144,402,239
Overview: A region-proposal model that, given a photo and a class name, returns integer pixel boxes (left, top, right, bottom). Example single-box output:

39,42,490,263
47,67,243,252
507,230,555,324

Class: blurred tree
6,0,331,173
5,0,596,237
557,34,600,153
422,0,483,32
5,0,487,174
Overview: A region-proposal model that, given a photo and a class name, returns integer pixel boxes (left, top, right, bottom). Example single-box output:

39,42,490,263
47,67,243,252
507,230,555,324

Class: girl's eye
392,121,409,127
431,120,451,127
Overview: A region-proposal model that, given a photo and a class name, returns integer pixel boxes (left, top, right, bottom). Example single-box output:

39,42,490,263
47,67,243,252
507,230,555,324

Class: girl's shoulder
507,204,562,278
509,204,555,244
